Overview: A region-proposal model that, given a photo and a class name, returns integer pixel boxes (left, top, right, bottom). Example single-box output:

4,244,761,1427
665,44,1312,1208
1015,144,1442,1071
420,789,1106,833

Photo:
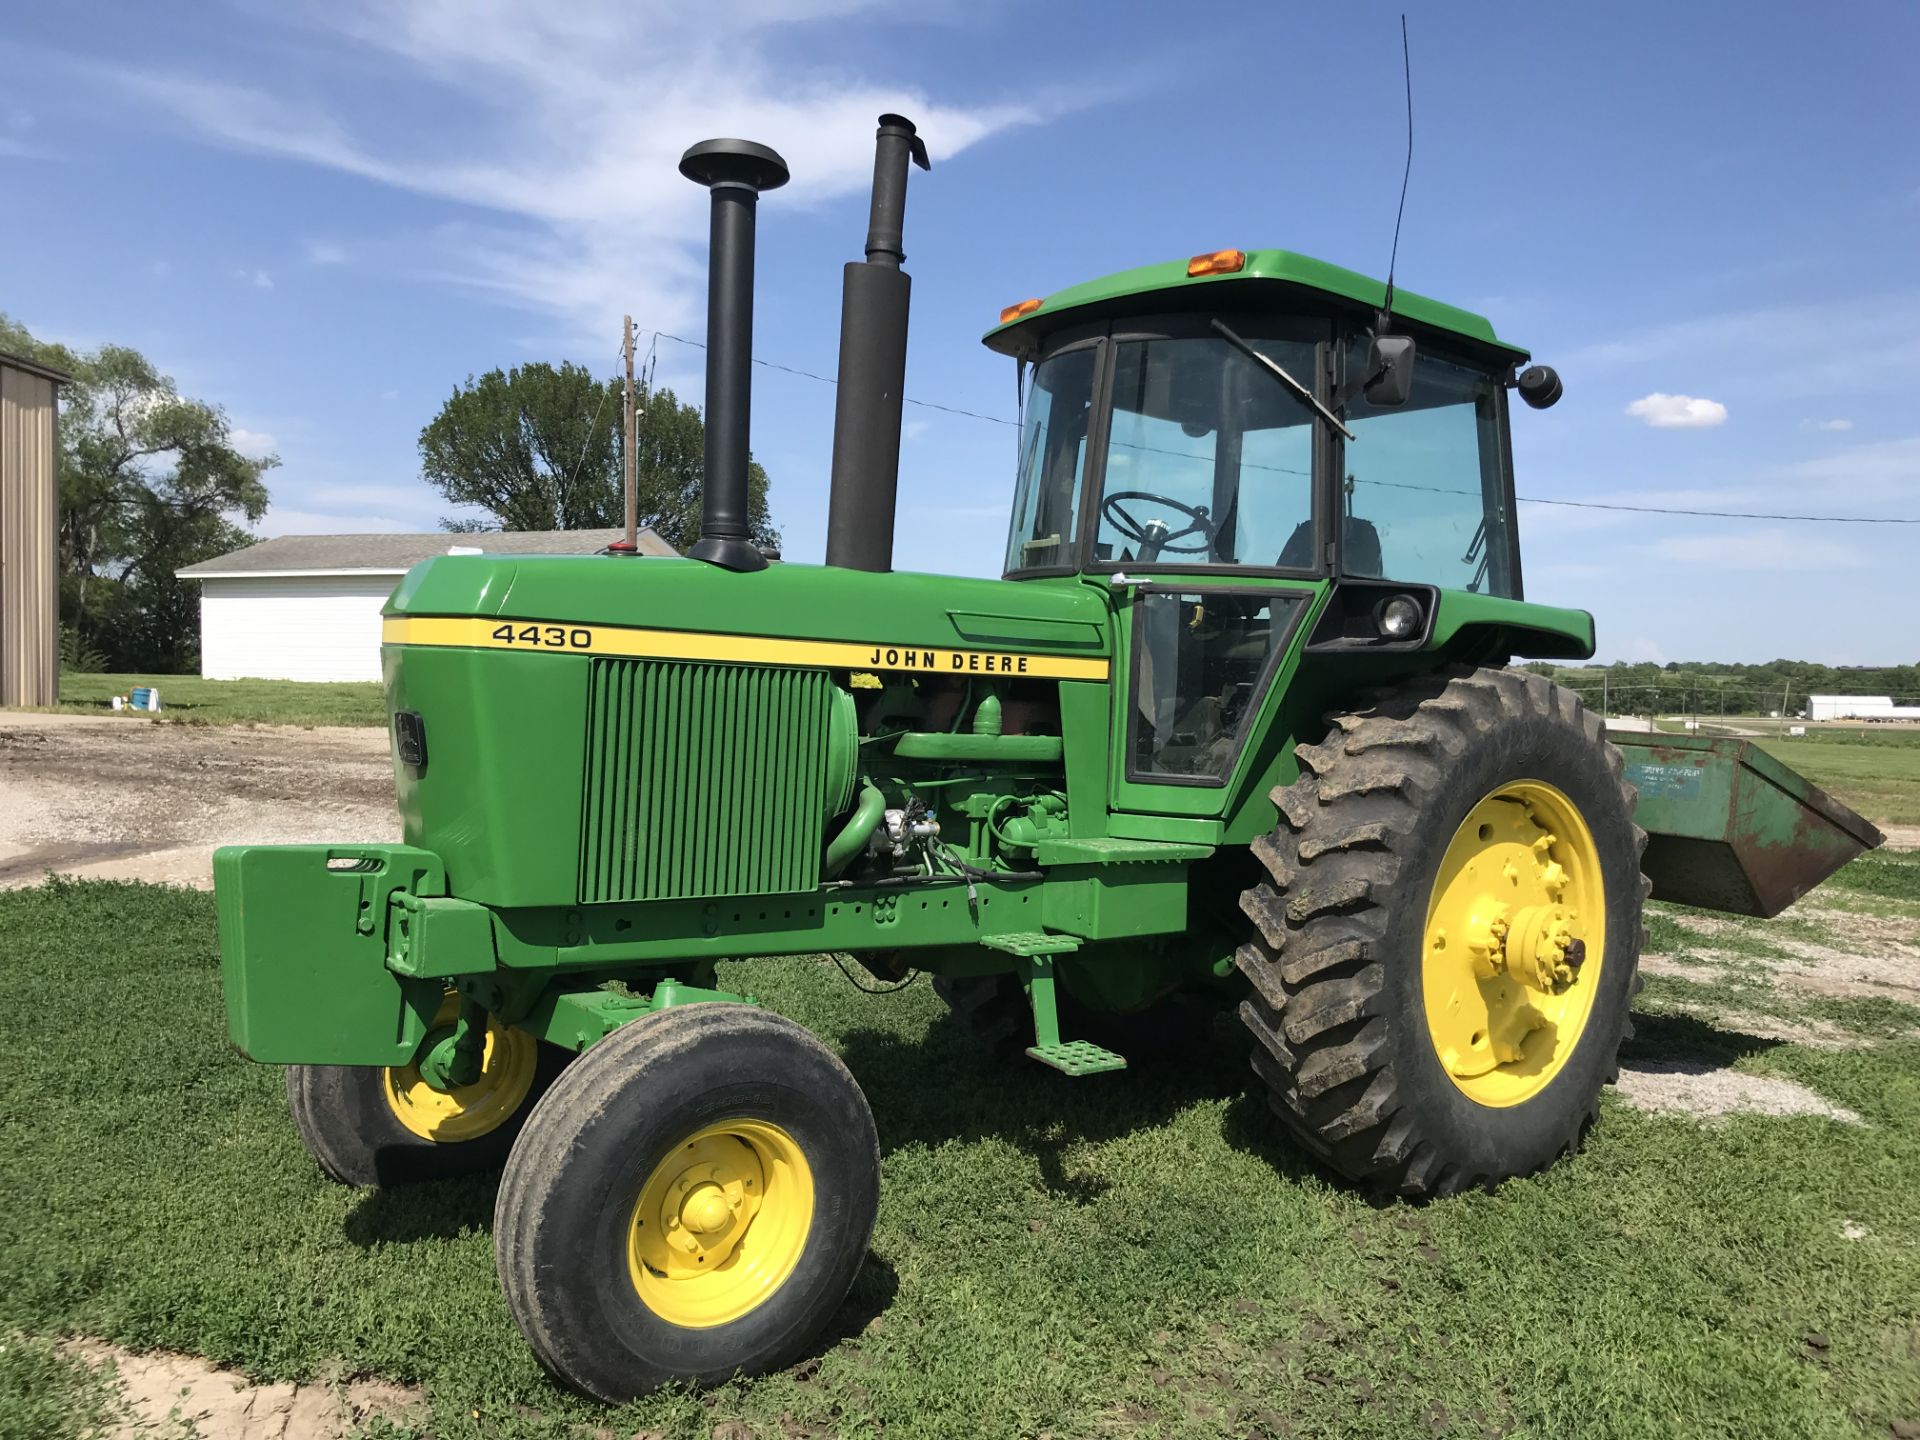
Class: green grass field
3,873,1918,1440
1757,735,1920,828
38,672,388,728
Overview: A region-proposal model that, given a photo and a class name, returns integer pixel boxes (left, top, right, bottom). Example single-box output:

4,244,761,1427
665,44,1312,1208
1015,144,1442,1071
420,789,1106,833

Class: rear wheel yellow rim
382,996,538,1142
627,1120,814,1329
1422,779,1607,1108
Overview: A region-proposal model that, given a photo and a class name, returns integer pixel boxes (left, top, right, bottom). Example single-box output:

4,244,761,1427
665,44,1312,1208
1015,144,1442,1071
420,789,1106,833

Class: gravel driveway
0,713,397,889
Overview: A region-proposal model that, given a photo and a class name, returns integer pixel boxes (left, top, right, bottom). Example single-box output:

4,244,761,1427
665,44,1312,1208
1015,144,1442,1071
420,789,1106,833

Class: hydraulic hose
823,778,887,879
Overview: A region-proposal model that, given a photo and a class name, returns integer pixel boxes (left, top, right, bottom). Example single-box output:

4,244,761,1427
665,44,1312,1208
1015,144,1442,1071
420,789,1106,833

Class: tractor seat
1277,517,1383,578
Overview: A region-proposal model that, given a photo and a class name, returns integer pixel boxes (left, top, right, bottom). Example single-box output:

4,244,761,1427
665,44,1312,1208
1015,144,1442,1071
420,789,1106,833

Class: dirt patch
64,1338,425,1440
1792,904,1920,947
1656,907,1920,1006
1646,1001,1877,1052
0,713,395,890
1616,1057,1861,1124
1880,824,1920,852
1638,951,1728,985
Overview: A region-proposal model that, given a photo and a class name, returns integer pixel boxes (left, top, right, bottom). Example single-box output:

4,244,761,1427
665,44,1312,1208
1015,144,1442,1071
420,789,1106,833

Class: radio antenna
1380,14,1414,324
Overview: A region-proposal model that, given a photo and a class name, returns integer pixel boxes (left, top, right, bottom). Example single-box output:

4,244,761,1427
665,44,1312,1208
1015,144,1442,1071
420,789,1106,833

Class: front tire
494,1004,880,1401
1236,667,1648,1197
285,996,564,1188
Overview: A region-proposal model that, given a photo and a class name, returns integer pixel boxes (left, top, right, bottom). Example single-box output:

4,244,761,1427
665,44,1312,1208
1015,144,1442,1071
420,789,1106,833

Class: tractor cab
981,249,1560,812
987,248,1532,594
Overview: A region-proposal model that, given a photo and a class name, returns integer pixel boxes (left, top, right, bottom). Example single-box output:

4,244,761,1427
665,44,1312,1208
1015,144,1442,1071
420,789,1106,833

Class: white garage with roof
177,529,672,682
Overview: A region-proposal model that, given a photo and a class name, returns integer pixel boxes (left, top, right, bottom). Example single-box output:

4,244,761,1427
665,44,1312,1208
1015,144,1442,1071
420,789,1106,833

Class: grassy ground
0,1333,121,1440
1757,734,1920,828
33,673,388,728
3,877,1917,1439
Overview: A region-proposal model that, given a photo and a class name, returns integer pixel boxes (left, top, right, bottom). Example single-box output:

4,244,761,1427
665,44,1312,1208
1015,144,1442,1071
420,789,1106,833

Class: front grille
579,658,832,904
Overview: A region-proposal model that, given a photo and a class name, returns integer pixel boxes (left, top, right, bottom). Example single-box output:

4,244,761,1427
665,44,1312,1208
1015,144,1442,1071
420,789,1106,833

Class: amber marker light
1186,249,1246,277
998,298,1043,324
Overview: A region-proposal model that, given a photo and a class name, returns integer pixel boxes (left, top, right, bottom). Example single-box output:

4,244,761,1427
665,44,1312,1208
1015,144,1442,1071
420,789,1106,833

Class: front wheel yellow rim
382,996,539,1142
1422,779,1607,1108
627,1120,815,1329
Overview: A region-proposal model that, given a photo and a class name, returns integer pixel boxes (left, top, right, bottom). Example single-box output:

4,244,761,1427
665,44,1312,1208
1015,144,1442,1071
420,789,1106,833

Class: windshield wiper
1210,318,1355,441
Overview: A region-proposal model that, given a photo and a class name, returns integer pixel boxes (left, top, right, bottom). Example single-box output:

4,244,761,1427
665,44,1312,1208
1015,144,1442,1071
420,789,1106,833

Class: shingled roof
177,527,674,578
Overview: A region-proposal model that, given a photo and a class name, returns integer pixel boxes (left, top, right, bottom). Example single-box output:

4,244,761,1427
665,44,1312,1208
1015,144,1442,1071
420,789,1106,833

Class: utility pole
622,315,638,552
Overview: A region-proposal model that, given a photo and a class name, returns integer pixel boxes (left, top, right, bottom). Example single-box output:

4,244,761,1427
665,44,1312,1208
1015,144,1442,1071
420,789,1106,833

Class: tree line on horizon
1521,658,1920,713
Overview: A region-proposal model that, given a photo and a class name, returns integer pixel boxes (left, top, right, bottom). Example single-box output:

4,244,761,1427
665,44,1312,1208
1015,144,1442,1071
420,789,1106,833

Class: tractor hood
385,555,1112,676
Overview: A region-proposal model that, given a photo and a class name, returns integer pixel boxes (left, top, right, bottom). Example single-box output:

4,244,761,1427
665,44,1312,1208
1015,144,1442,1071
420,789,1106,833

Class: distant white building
1804,694,1920,722
177,529,673,682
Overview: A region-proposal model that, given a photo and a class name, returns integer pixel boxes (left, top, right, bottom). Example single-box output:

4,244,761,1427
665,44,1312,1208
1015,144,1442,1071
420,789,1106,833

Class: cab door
1085,316,1334,833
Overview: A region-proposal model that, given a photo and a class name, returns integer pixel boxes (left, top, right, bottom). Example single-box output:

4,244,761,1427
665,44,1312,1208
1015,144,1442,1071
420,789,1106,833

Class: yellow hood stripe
381,616,1109,682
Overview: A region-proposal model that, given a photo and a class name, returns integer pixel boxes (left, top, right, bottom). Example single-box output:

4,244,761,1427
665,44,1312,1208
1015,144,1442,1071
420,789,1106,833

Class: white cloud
1571,292,1920,401
1801,417,1853,432
229,427,278,458
0,109,44,159
104,1,1047,338
234,267,274,289
1626,393,1727,429
1623,637,1668,665
303,239,349,265
1641,527,1862,571
251,509,427,535
1774,434,1920,506
378,388,400,402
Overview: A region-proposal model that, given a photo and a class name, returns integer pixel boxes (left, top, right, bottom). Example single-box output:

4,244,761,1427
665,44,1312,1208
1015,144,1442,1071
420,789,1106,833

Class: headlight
1374,595,1423,640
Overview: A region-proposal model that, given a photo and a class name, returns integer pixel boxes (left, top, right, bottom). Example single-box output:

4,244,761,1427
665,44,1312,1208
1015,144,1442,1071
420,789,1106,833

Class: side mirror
1363,334,1416,407
1516,364,1563,410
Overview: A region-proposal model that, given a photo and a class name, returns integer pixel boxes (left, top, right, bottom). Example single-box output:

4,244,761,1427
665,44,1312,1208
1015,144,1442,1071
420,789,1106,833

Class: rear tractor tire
1237,666,1648,1198
285,993,566,1188
494,1004,881,1401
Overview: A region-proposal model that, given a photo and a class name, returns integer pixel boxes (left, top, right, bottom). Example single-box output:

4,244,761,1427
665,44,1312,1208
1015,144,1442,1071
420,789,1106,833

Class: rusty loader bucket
1608,731,1884,918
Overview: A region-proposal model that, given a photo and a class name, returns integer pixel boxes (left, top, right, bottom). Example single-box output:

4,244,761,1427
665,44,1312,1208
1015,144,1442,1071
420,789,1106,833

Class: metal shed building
177,528,673,682
0,351,69,707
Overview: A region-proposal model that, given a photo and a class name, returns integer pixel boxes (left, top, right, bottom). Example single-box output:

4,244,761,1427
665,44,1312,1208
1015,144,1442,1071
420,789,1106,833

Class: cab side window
1341,344,1516,596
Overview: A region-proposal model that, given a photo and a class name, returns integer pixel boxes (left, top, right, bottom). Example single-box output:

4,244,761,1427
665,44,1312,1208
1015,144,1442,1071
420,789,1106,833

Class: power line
646,328,1017,428
1354,477,1920,524
1519,494,1917,524
642,327,1920,527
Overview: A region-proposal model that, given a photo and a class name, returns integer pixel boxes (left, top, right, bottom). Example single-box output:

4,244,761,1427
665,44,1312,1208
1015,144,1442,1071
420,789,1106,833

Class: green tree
1,314,275,672
417,362,777,551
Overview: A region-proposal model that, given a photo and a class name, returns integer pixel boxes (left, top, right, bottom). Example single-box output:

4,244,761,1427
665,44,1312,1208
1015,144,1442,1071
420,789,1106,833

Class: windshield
1095,334,1317,568
1004,327,1519,591
1340,342,1517,596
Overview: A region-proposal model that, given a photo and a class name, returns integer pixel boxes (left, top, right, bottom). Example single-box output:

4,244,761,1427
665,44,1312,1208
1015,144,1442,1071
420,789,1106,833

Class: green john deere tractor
214,115,1881,1400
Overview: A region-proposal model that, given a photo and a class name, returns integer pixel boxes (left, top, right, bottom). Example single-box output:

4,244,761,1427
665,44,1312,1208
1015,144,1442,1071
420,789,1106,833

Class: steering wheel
1100,491,1216,557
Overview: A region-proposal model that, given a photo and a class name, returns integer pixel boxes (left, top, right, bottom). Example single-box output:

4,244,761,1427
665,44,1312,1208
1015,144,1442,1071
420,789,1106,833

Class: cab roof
982,248,1527,363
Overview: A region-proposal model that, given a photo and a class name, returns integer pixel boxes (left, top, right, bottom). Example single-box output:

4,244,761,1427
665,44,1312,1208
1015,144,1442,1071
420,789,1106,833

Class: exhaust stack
678,137,790,573
824,114,930,573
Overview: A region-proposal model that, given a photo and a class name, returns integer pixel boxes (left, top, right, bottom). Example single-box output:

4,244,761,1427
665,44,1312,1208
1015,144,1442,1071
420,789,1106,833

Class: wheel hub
627,1120,814,1328
649,1140,764,1271
382,994,538,1142
1422,781,1608,1108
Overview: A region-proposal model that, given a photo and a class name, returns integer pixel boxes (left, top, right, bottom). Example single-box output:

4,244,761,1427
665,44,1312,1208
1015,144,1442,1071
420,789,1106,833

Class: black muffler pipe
678,137,790,573
825,114,930,573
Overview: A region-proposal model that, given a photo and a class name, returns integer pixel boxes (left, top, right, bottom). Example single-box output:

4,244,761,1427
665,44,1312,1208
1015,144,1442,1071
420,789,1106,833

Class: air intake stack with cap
678,137,790,573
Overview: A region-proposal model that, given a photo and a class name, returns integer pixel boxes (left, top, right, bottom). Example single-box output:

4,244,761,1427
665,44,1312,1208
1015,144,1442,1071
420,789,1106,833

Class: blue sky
3,1,1915,664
